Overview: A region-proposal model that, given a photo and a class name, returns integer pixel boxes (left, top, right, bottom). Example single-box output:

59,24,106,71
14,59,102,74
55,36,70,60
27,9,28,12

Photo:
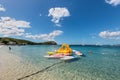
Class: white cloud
0,17,31,37
48,7,70,26
25,30,63,41
0,4,6,12
99,31,120,39
0,17,63,41
105,0,120,6
39,13,42,16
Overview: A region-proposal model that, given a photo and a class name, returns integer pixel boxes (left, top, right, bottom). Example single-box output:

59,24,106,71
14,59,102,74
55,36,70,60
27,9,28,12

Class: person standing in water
9,46,11,50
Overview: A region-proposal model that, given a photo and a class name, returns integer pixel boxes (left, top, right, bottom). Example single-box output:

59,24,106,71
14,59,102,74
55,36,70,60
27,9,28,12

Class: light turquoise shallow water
2,45,120,80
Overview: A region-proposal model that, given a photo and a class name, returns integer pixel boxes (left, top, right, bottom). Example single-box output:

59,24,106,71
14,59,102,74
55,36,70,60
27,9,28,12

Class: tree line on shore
0,37,57,45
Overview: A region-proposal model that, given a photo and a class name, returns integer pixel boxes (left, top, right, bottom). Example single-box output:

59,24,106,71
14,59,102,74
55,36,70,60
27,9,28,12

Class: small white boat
60,56,75,61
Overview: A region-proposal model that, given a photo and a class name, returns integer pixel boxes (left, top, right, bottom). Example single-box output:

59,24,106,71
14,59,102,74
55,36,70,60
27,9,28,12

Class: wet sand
0,47,38,80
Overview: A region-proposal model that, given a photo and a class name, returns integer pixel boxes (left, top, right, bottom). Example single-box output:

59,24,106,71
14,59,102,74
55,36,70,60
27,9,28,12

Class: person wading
9,47,11,50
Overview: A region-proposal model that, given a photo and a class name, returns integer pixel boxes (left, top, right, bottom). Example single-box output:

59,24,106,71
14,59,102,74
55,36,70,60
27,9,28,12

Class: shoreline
0,46,38,80
0,46,119,80
0,46,58,80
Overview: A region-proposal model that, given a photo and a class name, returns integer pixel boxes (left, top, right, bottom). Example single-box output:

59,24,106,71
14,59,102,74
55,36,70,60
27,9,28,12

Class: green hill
0,37,57,45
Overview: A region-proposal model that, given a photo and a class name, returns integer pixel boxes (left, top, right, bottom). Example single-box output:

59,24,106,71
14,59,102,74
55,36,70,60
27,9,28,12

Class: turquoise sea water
1,45,120,80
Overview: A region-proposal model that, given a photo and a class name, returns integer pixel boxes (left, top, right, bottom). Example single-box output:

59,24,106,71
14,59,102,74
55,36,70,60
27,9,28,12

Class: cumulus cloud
25,30,63,41
99,31,120,39
0,17,31,37
0,4,6,12
0,17,62,41
105,0,120,6
48,7,70,26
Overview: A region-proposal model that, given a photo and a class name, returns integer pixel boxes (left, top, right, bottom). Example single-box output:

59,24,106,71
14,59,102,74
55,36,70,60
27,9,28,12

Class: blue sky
0,0,120,45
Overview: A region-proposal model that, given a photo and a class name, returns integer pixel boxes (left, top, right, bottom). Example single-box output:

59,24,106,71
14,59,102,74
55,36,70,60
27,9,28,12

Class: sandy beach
0,46,38,80
0,46,58,80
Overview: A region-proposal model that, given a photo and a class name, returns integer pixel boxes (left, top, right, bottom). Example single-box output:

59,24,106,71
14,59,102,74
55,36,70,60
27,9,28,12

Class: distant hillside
0,37,57,45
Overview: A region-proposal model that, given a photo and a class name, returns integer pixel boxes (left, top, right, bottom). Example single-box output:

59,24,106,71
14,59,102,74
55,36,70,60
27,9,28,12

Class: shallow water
0,45,120,80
